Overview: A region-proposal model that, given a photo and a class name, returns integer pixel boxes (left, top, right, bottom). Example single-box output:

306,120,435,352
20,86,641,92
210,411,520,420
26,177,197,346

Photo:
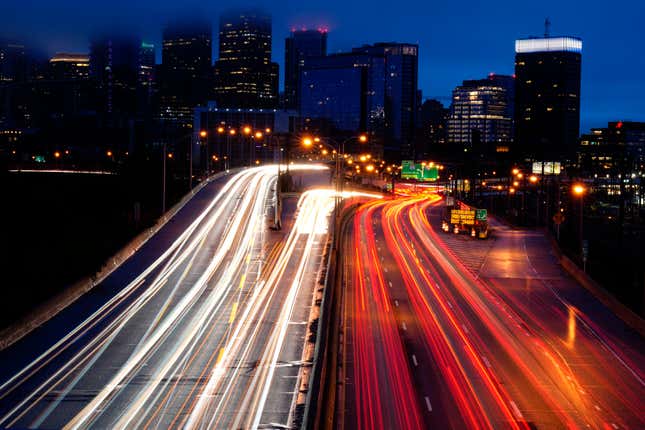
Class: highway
0,164,336,429
338,194,645,430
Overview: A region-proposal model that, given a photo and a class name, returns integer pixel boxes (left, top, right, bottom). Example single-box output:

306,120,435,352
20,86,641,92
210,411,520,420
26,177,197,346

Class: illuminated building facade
215,11,278,109
514,36,582,161
579,121,645,176
158,20,212,127
284,29,327,109
448,74,514,152
49,53,89,80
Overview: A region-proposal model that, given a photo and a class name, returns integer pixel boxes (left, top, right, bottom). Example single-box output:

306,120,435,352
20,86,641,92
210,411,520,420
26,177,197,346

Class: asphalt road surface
0,165,335,429
338,194,644,430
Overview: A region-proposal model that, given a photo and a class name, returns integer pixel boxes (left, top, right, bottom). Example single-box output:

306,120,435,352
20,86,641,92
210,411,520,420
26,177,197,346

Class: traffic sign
401,160,439,181
475,209,487,221
450,209,475,225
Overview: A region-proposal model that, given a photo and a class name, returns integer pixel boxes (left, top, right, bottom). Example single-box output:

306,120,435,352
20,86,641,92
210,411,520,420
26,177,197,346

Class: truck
441,200,489,239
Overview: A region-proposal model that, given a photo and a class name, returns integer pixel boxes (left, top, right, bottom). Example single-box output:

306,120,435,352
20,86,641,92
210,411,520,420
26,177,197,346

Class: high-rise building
214,10,278,109
284,29,327,109
89,35,139,115
352,43,418,159
579,121,645,176
158,20,212,127
0,40,27,83
300,52,386,135
49,53,90,80
138,42,155,87
448,74,514,153
136,42,156,117
514,36,582,161
417,99,449,157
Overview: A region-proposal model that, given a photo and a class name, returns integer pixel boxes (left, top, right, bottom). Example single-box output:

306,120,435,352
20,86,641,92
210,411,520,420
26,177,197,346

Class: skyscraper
89,35,139,115
448,74,514,152
0,40,27,83
284,29,327,109
158,20,212,127
138,42,155,87
300,52,386,136
137,42,155,117
351,43,418,160
214,10,278,109
514,36,582,161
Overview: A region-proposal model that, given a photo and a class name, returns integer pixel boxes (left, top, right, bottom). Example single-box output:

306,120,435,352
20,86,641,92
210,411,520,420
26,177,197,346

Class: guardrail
302,196,367,430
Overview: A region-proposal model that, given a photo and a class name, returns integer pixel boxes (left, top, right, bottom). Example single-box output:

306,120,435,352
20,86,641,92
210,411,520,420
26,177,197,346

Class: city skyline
1,0,643,132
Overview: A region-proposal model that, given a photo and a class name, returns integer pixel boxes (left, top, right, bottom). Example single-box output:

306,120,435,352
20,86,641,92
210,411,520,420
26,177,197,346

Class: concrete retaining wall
549,235,645,338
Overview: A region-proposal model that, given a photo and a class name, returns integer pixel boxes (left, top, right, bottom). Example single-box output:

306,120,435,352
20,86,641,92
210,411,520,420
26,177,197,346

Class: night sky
2,0,643,132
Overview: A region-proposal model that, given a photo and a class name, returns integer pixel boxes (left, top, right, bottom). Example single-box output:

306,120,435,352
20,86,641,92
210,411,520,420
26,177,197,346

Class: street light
573,184,585,196
302,136,314,147
199,130,209,179
572,183,586,271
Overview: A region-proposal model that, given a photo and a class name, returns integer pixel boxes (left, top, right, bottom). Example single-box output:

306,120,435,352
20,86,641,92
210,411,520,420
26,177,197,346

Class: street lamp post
573,183,586,271
227,128,236,170
199,130,208,179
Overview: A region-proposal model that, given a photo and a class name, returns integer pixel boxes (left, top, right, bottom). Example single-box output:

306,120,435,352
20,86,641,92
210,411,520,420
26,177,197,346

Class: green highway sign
401,160,439,182
475,209,487,221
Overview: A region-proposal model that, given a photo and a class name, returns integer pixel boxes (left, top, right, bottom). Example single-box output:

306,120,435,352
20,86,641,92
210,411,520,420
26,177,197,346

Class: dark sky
2,0,643,131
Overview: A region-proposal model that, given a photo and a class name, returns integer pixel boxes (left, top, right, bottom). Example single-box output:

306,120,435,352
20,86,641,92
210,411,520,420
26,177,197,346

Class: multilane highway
338,194,645,430
0,165,338,429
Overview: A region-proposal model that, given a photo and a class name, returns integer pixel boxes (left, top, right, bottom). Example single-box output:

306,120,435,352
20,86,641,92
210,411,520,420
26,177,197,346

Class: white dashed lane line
424,396,433,412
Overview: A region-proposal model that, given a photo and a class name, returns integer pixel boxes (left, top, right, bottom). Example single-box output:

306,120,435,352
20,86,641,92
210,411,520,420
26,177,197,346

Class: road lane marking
412,354,418,366
229,302,238,323
462,324,469,334
424,396,432,412
402,322,407,331
388,281,393,287
216,348,226,366
509,401,523,420
238,273,247,289
481,356,491,368
394,300,399,307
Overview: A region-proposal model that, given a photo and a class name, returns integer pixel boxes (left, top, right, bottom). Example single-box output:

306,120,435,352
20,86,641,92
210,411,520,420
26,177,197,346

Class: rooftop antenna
544,17,551,38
